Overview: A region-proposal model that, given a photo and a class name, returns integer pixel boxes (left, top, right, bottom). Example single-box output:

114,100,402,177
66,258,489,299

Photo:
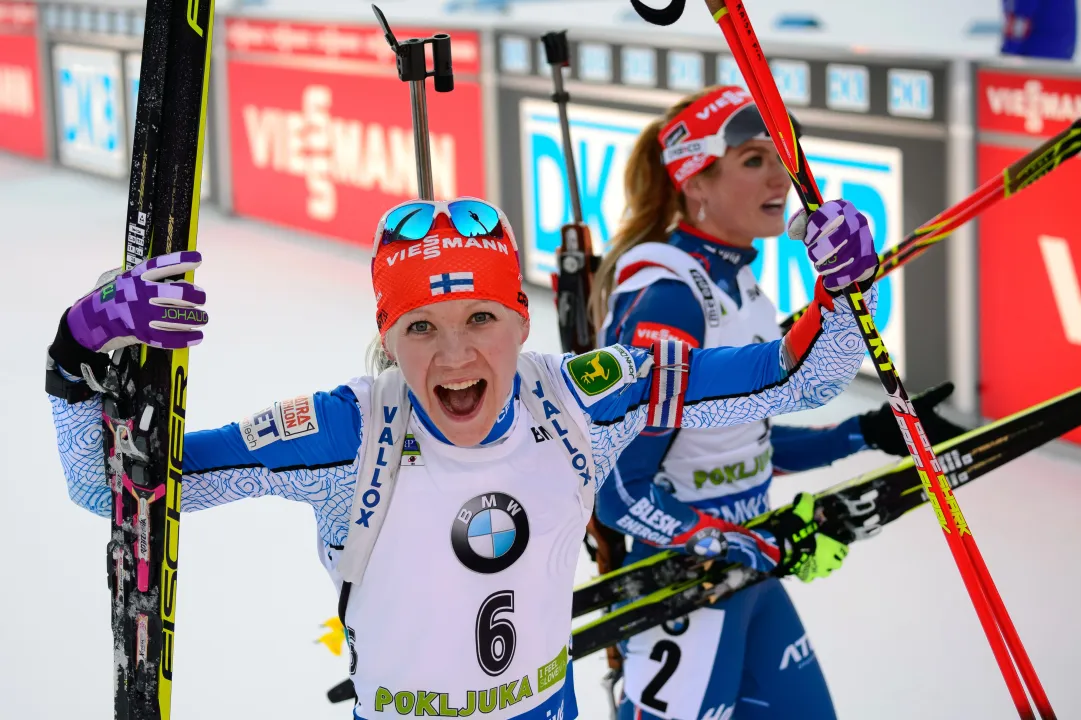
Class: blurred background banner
223,16,486,245
975,62,1081,443
0,1,45,159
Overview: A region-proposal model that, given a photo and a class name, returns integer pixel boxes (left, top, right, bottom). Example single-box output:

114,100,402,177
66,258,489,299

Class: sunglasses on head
661,105,803,166
375,198,517,249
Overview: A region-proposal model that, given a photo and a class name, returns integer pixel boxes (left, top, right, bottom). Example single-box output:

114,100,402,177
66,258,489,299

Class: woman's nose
434,329,477,366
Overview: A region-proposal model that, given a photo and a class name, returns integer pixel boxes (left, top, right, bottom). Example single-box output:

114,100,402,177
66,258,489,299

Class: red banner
226,18,485,246
0,1,44,159
978,143,1081,444
977,69,1081,138
225,18,480,75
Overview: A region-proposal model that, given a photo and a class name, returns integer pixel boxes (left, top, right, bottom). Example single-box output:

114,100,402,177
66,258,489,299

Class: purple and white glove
67,251,208,352
787,199,879,294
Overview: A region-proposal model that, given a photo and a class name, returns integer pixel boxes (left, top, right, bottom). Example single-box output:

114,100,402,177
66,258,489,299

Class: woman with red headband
47,190,878,718
590,86,965,720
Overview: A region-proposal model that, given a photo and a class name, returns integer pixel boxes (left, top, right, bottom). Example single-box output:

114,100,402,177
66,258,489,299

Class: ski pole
707,2,1054,716
781,117,1081,331
625,0,1056,716
541,30,598,355
884,117,1081,272
372,4,454,200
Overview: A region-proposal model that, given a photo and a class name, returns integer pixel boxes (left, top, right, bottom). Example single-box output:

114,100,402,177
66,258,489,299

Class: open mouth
434,379,488,420
761,198,786,215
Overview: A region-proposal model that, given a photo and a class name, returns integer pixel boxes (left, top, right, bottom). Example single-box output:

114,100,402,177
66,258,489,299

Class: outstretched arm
49,385,363,545
47,310,364,546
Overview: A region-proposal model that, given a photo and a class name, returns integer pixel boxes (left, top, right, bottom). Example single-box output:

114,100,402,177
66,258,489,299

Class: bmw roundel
451,493,530,574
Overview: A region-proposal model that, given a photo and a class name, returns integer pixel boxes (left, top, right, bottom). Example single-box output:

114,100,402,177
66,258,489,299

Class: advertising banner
53,44,125,177
977,69,1081,138
225,18,485,246
519,99,653,284
0,1,44,159
977,67,1081,443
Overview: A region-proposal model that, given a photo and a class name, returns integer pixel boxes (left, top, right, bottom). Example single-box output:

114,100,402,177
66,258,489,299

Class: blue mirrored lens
449,200,503,238
383,203,434,242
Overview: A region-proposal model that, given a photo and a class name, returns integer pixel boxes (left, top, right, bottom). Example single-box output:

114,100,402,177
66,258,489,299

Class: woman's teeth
440,379,480,391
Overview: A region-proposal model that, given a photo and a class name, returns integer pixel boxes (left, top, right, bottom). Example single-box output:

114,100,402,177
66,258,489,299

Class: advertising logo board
0,1,44,159
978,143,1081,444
978,69,1081,138
53,44,125,177
519,99,653,286
226,18,485,246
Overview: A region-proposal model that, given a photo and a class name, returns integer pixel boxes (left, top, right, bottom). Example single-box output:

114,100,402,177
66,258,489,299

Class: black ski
568,385,1081,658
101,0,215,716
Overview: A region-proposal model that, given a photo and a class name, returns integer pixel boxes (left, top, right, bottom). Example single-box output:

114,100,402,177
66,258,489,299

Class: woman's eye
407,320,431,334
744,154,764,168
470,312,495,324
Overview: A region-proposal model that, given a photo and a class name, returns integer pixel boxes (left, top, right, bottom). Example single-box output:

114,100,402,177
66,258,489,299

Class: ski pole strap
648,340,689,428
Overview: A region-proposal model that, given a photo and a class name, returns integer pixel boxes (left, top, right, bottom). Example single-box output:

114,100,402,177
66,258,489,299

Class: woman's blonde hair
366,336,396,375
588,86,721,332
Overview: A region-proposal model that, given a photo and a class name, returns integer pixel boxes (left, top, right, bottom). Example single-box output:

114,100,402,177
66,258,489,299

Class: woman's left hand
787,199,879,294
859,382,970,456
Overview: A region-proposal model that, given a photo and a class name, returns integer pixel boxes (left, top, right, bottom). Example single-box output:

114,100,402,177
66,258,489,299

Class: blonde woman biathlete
591,86,964,720
47,193,879,717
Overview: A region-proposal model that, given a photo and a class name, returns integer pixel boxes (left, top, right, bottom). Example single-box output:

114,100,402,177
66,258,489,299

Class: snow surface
2,152,1080,719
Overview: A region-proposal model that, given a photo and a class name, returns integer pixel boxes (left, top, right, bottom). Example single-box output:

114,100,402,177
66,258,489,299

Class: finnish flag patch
429,272,474,296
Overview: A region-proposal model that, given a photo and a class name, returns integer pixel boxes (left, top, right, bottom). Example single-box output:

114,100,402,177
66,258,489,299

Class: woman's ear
519,316,531,345
682,174,704,203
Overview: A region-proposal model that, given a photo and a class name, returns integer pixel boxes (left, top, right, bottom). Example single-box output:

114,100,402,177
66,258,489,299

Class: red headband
371,216,528,337
658,86,759,190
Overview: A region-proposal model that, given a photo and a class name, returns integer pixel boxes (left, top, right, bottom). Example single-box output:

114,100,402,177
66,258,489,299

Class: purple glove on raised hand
787,199,879,293
67,251,208,352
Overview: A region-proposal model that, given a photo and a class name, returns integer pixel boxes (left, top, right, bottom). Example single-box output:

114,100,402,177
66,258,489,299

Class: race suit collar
671,221,759,268
408,374,520,447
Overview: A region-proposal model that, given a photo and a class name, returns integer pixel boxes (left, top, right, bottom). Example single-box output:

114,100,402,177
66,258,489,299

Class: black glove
858,382,969,456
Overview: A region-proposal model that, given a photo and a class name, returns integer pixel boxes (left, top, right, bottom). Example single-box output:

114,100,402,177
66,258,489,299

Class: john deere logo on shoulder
451,493,530,574
567,350,621,396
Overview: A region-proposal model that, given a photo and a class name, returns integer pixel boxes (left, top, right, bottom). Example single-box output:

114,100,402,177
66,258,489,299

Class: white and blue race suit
597,222,875,720
48,294,873,719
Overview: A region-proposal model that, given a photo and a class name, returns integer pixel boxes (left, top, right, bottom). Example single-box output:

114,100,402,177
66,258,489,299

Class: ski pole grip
542,30,570,67
431,34,454,93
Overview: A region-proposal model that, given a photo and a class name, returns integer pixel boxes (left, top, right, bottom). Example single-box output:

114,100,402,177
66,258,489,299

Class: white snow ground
2,152,1079,719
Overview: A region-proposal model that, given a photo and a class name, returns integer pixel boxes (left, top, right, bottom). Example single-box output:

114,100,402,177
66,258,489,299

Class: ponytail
588,87,719,333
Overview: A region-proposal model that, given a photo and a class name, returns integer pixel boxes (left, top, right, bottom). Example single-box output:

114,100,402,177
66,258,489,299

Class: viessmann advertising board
224,17,486,246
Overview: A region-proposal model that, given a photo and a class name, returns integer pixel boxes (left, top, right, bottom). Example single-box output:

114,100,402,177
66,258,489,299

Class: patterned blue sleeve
49,386,364,546
50,394,110,517
568,287,876,486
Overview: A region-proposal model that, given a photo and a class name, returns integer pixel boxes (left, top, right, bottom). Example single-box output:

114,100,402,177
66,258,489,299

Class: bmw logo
451,493,530,574
663,615,690,636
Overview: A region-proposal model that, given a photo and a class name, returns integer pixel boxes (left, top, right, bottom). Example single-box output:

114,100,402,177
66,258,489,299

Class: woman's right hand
787,199,879,294
67,251,208,352
771,493,849,583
